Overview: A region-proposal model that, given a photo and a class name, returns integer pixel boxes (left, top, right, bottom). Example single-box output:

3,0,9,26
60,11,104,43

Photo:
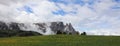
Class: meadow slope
0,35,120,46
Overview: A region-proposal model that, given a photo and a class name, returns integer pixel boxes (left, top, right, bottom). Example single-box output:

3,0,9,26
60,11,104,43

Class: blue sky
49,0,120,14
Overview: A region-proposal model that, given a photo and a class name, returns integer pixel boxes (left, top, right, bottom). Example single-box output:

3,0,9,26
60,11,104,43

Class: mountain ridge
0,21,79,37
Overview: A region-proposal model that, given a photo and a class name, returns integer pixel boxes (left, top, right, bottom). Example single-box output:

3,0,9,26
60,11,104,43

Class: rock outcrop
50,22,78,35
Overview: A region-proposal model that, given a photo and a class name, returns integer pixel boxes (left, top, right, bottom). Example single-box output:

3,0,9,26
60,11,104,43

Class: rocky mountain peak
0,21,79,35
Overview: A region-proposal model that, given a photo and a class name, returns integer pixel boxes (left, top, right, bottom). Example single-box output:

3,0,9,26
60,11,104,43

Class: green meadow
0,35,120,46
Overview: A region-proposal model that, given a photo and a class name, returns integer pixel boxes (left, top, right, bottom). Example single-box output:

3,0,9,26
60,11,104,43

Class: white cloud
86,29,120,36
0,0,120,35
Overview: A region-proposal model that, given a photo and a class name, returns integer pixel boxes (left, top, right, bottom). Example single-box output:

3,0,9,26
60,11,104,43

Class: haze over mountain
0,21,78,36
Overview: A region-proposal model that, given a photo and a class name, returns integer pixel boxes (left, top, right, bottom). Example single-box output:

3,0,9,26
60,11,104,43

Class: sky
0,0,120,35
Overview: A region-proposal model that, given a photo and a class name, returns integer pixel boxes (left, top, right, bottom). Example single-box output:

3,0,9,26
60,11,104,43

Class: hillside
0,35,120,46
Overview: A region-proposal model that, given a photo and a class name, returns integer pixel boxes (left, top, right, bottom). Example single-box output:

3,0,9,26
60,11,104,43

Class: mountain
0,21,79,37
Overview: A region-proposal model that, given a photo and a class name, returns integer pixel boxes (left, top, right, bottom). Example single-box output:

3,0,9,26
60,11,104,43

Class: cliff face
0,21,78,36
0,21,9,30
50,22,77,35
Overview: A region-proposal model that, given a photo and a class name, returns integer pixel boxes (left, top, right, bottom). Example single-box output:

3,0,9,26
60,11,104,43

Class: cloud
49,0,120,35
86,28,120,36
0,0,120,35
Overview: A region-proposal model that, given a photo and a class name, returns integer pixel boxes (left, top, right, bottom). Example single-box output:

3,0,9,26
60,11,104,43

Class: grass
0,35,120,46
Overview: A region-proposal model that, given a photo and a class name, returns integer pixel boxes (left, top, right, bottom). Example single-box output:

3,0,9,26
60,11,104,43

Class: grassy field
0,35,120,46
